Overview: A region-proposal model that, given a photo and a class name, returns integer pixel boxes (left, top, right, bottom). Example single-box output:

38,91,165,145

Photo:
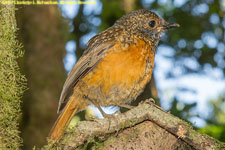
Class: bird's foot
141,98,166,112
119,104,135,110
140,98,155,104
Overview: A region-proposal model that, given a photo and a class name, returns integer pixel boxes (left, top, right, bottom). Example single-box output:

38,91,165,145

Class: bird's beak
163,23,180,30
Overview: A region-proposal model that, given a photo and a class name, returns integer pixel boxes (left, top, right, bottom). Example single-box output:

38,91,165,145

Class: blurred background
15,0,225,149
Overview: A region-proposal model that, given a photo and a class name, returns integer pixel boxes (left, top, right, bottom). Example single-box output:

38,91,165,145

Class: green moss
42,140,58,150
0,5,26,150
75,136,105,150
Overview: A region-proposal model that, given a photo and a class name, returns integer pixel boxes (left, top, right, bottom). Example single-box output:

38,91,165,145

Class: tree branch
44,99,225,150
0,2,26,149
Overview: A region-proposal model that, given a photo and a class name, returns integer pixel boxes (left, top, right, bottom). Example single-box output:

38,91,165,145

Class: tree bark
44,99,225,150
16,5,66,149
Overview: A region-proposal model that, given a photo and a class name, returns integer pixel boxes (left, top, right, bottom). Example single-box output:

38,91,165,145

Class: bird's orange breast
82,38,155,103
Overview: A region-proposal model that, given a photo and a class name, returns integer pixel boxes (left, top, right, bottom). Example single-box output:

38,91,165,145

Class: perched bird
49,9,179,140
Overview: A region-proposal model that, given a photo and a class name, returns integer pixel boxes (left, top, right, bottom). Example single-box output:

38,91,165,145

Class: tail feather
49,98,82,140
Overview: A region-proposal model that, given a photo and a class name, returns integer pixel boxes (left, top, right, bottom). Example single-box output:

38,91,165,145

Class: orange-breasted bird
49,9,179,140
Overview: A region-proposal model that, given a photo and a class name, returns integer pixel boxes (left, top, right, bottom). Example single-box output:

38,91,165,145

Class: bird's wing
57,33,119,113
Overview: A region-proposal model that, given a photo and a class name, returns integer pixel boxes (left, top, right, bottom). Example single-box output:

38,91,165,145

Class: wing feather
57,41,116,113
57,26,123,113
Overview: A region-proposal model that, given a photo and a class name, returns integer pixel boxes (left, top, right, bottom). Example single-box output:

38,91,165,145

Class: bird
49,9,179,140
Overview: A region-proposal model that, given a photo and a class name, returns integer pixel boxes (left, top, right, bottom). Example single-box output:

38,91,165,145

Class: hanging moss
0,4,26,150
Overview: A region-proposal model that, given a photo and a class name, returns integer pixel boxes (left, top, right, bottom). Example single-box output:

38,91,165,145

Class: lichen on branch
44,99,225,150
0,4,26,150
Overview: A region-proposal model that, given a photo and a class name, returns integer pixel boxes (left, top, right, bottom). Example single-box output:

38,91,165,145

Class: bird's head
115,9,179,41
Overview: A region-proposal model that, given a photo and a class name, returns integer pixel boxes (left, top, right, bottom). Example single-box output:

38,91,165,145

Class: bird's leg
95,103,112,118
87,98,113,118
141,98,155,104
85,96,111,118
94,103,120,132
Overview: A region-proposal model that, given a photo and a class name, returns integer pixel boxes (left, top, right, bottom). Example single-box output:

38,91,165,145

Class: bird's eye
149,20,156,28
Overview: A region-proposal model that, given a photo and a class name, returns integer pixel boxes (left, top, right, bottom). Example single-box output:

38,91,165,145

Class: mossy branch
44,99,225,150
0,2,26,150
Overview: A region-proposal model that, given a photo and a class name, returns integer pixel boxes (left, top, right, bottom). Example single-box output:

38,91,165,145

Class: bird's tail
49,95,85,140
